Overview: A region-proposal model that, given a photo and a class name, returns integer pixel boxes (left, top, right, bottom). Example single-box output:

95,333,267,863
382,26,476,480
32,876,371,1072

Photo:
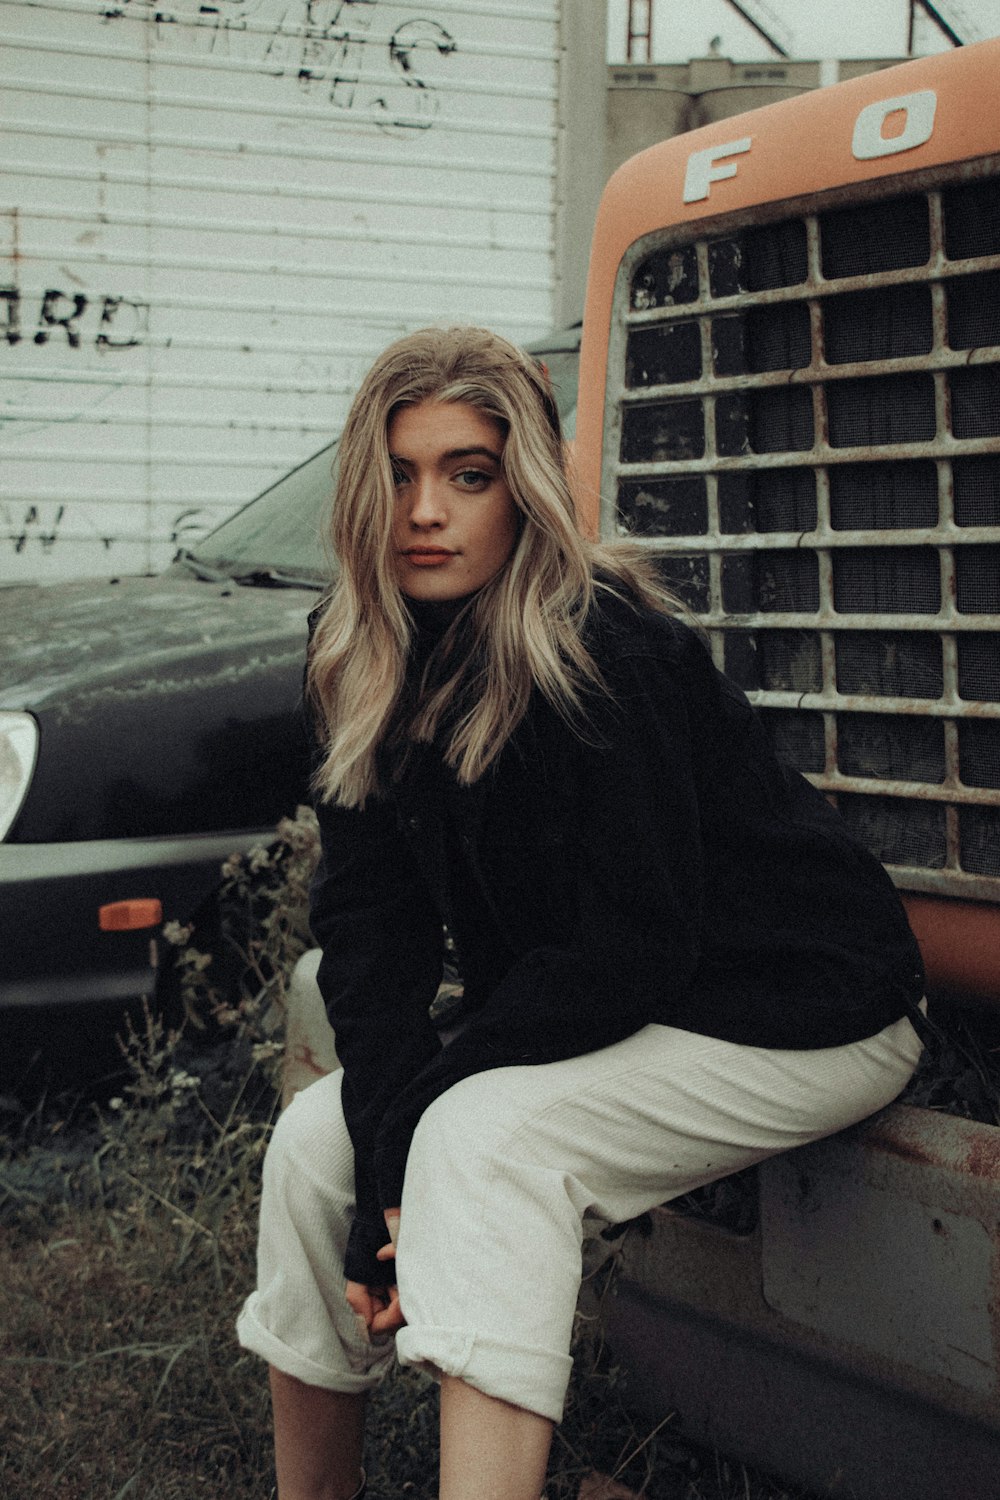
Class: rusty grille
603,172,1000,902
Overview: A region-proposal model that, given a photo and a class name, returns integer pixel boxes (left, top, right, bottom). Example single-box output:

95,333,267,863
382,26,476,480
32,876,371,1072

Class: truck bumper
0,829,273,1010
603,1101,1000,1499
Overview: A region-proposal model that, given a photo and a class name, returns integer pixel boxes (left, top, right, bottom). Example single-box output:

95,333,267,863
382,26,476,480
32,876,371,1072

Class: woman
237,326,926,1500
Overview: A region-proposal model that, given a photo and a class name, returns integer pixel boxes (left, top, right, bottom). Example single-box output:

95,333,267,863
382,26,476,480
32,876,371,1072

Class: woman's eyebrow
444,445,502,463
390,445,502,465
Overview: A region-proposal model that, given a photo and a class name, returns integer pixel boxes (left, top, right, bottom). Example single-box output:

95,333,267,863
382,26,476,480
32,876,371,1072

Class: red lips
402,546,455,566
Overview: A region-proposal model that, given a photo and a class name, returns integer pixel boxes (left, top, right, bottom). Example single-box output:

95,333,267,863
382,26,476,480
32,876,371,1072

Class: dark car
0,327,580,1031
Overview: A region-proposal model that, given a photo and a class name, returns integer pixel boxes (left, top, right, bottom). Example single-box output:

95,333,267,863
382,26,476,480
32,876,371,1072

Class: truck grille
605,172,1000,901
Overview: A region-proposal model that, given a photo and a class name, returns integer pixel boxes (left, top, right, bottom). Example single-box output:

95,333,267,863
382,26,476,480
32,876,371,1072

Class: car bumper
0,829,274,1009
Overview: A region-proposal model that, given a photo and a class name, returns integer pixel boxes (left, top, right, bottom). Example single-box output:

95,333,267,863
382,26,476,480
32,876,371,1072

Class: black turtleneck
405,592,475,637
400,591,514,1017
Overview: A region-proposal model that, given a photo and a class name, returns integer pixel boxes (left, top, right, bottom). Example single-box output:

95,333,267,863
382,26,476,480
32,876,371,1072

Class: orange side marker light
98,898,163,932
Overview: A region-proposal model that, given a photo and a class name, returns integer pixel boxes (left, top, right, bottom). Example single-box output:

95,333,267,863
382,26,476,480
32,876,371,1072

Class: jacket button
407,816,420,832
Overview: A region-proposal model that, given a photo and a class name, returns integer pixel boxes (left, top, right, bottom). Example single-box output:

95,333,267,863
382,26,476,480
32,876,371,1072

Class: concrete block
281,947,339,1105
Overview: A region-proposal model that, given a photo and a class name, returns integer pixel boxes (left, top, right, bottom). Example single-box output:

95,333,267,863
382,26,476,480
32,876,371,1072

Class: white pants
236,1012,923,1422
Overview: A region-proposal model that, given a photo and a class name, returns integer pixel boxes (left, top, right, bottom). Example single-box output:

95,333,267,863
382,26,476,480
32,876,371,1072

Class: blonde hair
308,325,673,807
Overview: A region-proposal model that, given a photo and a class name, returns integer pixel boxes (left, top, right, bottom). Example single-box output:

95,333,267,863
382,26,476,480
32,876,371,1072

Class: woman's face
389,399,520,602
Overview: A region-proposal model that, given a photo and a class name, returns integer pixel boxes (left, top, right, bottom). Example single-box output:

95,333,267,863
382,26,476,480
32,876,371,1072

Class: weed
902,1002,1000,1126
162,804,320,1080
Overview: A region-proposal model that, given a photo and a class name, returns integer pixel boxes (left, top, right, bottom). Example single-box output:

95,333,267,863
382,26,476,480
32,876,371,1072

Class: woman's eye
391,465,409,486
455,468,490,490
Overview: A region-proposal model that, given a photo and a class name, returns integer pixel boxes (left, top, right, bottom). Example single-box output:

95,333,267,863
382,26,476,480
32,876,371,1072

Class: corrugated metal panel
0,0,563,581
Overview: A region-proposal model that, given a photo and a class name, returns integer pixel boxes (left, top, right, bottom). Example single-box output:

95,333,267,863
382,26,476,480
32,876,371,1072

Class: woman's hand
345,1279,404,1337
345,1210,404,1337
379,1208,401,1254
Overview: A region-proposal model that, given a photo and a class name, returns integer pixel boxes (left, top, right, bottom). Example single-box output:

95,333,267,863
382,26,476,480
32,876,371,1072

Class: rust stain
964,1133,1000,1180
880,1135,936,1168
871,1112,1000,1179
289,1043,330,1078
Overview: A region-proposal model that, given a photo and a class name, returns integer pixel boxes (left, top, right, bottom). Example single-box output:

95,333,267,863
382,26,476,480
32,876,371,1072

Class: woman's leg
236,1069,395,1497
394,1010,924,1442
270,1370,366,1500
439,1377,553,1500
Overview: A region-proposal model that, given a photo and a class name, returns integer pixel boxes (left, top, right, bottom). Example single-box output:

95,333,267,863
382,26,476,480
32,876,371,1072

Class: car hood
0,574,318,708
1,574,321,843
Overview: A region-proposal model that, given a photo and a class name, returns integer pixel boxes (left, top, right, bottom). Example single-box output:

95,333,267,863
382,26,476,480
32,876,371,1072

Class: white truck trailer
0,0,606,583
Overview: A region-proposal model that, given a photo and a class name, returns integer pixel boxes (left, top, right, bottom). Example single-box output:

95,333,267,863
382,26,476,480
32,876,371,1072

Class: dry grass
0,1010,811,1500
1,1202,273,1497
1,1017,276,1499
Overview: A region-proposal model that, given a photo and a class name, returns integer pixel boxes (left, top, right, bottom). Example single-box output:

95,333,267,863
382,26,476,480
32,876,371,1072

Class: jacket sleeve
371,646,706,1208
309,791,444,1284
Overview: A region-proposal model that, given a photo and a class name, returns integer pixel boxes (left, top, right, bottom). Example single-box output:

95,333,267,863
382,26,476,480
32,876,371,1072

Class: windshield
532,346,579,438
184,443,337,584
178,329,580,585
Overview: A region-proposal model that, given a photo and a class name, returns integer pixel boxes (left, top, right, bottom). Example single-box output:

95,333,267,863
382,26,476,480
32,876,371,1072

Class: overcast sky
606,0,1000,62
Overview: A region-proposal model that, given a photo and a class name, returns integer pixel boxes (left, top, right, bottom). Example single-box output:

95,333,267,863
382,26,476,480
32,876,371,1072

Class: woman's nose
407,475,447,527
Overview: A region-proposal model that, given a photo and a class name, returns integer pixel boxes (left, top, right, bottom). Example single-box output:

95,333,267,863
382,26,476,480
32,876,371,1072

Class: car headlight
0,712,39,841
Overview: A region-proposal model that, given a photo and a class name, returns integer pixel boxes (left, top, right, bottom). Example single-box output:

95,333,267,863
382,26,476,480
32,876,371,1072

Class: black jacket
309,590,925,1284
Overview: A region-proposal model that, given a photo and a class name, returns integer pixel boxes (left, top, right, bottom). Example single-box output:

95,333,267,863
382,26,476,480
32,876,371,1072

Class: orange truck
574,39,1000,1498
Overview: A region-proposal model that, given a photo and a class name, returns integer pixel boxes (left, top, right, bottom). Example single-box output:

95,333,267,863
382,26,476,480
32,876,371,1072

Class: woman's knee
263,1069,354,1209
406,1071,518,1189
401,1072,585,1245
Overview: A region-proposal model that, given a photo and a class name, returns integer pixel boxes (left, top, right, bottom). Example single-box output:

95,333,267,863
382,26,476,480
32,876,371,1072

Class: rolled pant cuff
395,1324,573,1423
236,1297,392,1394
